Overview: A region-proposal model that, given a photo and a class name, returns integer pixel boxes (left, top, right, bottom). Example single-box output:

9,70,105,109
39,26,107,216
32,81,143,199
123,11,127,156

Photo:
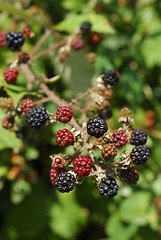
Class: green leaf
0,109,22,152
49,190,88,239
119,192,152,225
11,180,31,205
55,13,115,34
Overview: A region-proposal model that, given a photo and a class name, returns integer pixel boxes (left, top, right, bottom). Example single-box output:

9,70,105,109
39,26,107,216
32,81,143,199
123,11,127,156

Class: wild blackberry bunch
97,176,119,198
56,129,74,147
130,145,150,165
80,21,92,34
50,168,59,185
119,169,139,184
21,98,36,114
2,116,14,129
0,32,7,46
56,106,73,123
54,172,75,193
71,36,84,50
102,70,120,86
18,51,30,64
112,130,128,148
87,116,108,138
26,107,49,129
130,129,147,145
99,107,112,120
3,68,19,84
101,143,117,161
6,31,25,51
73,156,93,177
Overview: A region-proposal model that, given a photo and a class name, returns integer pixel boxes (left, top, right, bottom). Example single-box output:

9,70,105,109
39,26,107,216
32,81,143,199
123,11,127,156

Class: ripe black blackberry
97,176,119,198
54,172,75,193
26,107,49,129
130,129,147,145
6,31,25,51
119,169,139,184
87,116,108,138
80,21,92,34
102,70,119,86
130,145,150,165
99,107,112,120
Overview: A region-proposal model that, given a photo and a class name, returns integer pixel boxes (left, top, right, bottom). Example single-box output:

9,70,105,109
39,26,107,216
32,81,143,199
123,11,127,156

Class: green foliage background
0,0,161,239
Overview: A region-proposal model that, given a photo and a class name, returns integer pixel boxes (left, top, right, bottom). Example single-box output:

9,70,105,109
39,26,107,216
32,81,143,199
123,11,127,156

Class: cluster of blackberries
98,176,119,198
87,116,108,138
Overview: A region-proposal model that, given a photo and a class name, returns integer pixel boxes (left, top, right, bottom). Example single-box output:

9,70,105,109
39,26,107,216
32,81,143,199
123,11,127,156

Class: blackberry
56,129,74,147
101,143,117,161
87,116,108,138
22,27,31,38
88,32,101,46
0,32,7,46
130,145,150,165
119,169,139,185
3,68,19,84
26,107,49,129
102,70,120,86
54,172,75,193
21,98,36,114
97,176,119,198
112,130,128,148
18,51,30,64
0,97,13,112
73,156,93,177
6,31,25,51
71,36,84,50
2,116,14,129
99,107,112,120
80,21,92,34
50,168,59,185
130,129,147,145
56,106,73,123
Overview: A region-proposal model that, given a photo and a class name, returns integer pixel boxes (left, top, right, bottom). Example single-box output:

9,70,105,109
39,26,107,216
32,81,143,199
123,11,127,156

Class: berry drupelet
3,68,19,84
56,106,73,123
130,145,150,165
21,98,36,114
71,36,84,50
6,31,25,51
73,156,93,177
26,107,49,129
80,21,92,34
97,176,119,198
54,172,75,193
0,32,7,46
112,130,128,148
56,129,74,147
130,129,147,145
101,143,117,161
119,169,139,185
87,116,108,138
102,70,120,86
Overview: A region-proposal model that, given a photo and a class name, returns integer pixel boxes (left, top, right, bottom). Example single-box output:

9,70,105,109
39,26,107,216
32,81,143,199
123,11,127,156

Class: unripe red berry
50,168,59,185
22,27,31,38
56,106,73,123
73,156,93,177
0,32,7,46
101,143,117,160
18,51,30,64
56,129,74,147
2,116,14,129
21,98,36,114
88,32,101,46
3,68,19,84
112,130,128,148
71,36,84,51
